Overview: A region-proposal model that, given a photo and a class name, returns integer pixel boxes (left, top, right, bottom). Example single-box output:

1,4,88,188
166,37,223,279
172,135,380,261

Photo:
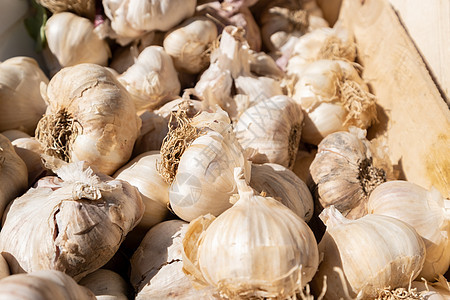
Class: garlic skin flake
368,180,450,281
312,206,426,300
182,167,319,299
45,12,111,68
36,63,141,175
0,162,144,281
0,57,49,136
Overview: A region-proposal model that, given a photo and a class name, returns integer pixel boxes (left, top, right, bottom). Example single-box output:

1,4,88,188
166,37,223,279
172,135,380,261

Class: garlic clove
79,269,129,300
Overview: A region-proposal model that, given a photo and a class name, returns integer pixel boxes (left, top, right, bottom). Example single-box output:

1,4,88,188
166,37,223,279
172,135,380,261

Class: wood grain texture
338,0,450,197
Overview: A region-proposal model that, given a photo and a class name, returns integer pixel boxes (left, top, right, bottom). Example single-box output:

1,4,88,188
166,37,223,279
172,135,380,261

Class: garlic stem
234,167,254,198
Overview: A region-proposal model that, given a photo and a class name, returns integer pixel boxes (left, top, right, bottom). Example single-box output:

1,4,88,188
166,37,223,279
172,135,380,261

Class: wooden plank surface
338,0,450,197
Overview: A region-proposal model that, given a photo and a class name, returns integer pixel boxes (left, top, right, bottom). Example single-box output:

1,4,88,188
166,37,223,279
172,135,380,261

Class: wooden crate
318,0,450,198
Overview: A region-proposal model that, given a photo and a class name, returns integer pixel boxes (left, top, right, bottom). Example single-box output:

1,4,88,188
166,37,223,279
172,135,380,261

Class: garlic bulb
182,167,319,299
45,12,110,68
410,277,450,300
79,269,129,300
292,59,377,145
234,95,303,169
0,57,49,135
163,17,218,74
102,0,196,45
249,163,314,222
0,254,9,280
131,220,215,299
0,270,96,299
311,206,426,299
118,46,181,111
36,63,141,175
37,0,96,19
0,162,144,281
160,108,251,222
368,181,450,281
11,137,47,186
309,128,387,219
0,134,28,219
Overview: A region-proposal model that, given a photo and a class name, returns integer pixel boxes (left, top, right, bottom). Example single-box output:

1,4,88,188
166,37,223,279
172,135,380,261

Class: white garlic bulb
410,277,450,300
79,269,129,300
182,167,319,299
45,12,110,68
368,180,450,281
234,95,303,169
309,128,387,219
161,108,251,221
36,63,141,175
249,163,314,222
292,59,377,145
311,206,426,299
102,0,196,45
0,161,144,281
0,57,49,136
118,46,181,112
163,17,218,74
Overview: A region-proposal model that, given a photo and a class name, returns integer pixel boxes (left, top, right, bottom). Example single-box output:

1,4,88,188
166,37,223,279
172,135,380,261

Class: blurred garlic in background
37,0,96,19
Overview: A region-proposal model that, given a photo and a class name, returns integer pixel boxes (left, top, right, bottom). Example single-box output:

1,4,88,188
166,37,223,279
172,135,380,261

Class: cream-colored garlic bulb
368,181,450,281
36,63,141,175
79,269,129,300
102,0,196,45
0,57,49,135
234,95,303,169
118,46,181,111
311,206,426,300
182,167,319,299
0,161,144,281
410,277,450,300
130,220,215,299
292,59,377,145
45,12,110,69
0,270,96,299
11,137,47,186
37,0,96,19
163,17,218,74
249,163,314,222
0,254,9,280
159,108,251,222
0,134,28,219
309,128,387,219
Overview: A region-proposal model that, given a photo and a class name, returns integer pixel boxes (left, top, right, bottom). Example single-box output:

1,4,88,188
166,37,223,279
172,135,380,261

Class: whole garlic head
182,167,319,299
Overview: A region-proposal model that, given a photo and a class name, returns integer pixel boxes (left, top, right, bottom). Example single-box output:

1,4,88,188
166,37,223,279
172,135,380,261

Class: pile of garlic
0,0,448,299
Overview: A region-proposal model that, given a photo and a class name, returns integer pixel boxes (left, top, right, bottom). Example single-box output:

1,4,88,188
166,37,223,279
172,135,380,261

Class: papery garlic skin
0,57,49,136
249,163,314,222
11,137,47,186
0,254,9,280
163,17,218,74
36,63,141,175
118,46,181,111
312,206,426,300
79,269,129,300
183,168,319,299
234,95,303,169
410,278,450,300
37,0,96,19
0,162,144,281
368,181,450,281
45,12,110,68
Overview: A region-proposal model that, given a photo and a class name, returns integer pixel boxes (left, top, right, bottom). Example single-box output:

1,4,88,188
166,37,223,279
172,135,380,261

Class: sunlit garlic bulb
311,206,426,299
182,167,319,299
368,180,450,281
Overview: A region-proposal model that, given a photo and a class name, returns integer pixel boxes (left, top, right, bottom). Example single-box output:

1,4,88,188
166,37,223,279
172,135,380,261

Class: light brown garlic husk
37,0,96,19
11,137,47,186
309,127,389,219
234,95,303,169
163,17,218,74
130,220,216,299
0,270,96,299
311,206,426,300
45,12,111,69
79,269,129,300
249,163,314,222
118,46,181,112
102,0,196,45
368,181,450,281
0,134,28,220
35,63,141,175
0,161,144,281
162,108,251,222
0,57,49,136
0,253,9,280
292,59,377,145
182,167,319,299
